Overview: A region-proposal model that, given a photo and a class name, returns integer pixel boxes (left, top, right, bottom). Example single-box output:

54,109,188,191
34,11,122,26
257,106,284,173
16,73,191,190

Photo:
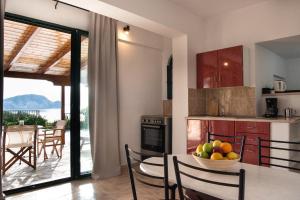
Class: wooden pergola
3,19,88,119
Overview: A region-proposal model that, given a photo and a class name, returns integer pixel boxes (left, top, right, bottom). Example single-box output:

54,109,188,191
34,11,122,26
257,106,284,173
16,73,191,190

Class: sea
39,108,69,122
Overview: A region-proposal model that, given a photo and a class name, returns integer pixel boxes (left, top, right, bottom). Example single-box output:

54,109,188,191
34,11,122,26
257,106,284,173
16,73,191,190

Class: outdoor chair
2,125,37,174
38,120,67,160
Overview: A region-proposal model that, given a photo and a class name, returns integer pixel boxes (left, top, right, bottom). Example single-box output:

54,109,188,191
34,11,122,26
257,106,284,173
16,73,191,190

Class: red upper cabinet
197,50,218,88
196,45,244,88
218,46,243,87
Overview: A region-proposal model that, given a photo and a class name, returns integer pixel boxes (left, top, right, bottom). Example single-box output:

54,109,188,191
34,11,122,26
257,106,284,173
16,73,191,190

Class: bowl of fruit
192,140,240,169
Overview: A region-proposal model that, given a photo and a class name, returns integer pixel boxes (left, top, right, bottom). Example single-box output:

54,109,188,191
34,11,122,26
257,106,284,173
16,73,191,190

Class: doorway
2,13,91,194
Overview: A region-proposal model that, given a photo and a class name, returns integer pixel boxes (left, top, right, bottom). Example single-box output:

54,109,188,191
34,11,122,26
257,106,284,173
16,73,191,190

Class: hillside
4,94,61,110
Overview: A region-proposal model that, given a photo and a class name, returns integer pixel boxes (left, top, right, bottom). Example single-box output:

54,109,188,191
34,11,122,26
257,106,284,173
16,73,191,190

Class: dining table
140,154,300,200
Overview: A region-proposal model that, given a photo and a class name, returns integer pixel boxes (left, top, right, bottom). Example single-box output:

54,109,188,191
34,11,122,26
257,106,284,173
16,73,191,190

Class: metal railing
4,109,40,116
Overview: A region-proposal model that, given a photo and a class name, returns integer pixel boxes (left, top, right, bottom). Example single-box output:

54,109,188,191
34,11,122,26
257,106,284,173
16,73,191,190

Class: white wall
172,35,188,154
204,0,300,115
118,40,163,165
255,45,287,115
287,58,300,90
256,48,300,116
117,23,168,165
6,0,89,31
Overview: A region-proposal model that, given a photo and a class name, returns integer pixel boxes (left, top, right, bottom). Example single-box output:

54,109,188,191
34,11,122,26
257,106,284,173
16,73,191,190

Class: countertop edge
186,116,300,124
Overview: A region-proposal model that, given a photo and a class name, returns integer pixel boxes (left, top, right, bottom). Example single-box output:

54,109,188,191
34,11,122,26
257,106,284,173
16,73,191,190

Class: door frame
2,13,90,195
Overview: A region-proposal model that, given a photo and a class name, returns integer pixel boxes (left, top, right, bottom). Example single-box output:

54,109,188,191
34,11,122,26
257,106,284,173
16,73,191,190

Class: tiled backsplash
189,87,256,117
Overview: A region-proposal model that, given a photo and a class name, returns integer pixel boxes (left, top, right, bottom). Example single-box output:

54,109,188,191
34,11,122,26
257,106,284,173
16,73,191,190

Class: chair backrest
258,137,300,171
4,125,37,148
125,144,170,200
55,120,67,129
53,120,67,136
208,132,246,162
173,156,245,200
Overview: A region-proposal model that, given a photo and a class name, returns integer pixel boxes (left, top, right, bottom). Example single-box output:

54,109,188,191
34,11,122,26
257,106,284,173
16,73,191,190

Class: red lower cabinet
186,120,271,165
209,120,235,142
242,144,270,165
187,120,208,154
243,144,259,165
235,121,271,165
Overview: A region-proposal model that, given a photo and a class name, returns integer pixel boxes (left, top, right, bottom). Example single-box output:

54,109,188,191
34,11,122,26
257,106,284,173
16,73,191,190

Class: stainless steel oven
141,115,172,156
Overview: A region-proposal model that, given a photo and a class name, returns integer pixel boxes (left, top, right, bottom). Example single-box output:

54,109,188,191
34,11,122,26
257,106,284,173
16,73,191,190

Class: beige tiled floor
6,168,165,200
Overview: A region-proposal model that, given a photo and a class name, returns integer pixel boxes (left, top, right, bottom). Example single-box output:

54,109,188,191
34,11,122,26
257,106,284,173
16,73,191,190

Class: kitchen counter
187,115,300,124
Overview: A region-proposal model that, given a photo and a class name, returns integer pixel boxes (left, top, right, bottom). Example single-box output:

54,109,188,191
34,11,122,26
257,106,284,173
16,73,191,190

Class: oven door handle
141,124,162,129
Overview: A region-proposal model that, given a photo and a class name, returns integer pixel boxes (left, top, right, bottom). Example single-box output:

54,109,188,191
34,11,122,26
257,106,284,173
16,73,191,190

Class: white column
172,35,188,154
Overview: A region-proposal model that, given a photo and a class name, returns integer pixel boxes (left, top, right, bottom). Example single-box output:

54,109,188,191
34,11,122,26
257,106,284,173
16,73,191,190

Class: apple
196,144,203,154
199,151,209,159
212,140,222,147
202,143,213,154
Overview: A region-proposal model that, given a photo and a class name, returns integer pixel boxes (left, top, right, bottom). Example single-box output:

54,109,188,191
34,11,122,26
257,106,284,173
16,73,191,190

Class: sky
3,78,89,108
4,78,62,101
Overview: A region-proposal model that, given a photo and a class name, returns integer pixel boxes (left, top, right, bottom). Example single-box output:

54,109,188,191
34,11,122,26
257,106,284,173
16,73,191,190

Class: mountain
4,94,61,110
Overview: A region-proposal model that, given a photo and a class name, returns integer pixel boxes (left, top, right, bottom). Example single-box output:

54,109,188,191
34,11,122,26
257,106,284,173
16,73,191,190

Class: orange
210,152,223,160
220,142,232,154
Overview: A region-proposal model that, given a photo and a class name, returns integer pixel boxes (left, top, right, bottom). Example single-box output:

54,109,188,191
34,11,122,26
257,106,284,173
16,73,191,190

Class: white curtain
88,12,121,179
0,0,5,198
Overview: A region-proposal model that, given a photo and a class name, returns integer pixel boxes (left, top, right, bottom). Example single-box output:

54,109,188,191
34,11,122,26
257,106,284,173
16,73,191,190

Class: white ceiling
258,35,300,59
169,0,269,18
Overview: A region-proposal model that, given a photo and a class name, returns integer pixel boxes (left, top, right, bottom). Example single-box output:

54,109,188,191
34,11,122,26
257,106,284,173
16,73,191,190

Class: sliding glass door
2,13,90,194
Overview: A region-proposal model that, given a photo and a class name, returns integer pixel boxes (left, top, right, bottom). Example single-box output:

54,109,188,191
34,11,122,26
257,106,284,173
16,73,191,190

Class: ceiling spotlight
123,25,130,35
223,62,229,66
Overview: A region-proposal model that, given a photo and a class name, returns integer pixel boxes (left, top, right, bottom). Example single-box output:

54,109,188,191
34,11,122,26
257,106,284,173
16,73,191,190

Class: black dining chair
258,137,300,171
125,144,177,200
208,132,246,162
173,156,245,200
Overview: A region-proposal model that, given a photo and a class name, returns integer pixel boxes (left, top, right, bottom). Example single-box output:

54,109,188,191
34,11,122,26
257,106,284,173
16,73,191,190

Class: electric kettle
274,80,287,92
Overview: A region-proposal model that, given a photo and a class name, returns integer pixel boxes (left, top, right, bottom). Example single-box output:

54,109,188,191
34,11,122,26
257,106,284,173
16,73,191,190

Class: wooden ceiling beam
81,59,88,70
38,37,87,74
62,58,88,76
4,26,41,71
37,39,71,74
4,71,70,86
